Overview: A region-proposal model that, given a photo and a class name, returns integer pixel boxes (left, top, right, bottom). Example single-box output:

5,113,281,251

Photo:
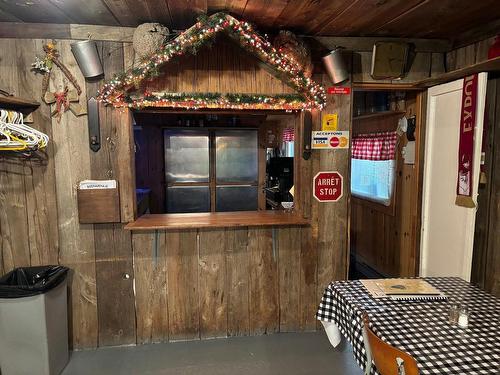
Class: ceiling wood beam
451,19,500,49
314,36,451,53
372,0,500,39
370,0,429,36
0,0,75,23
47,0,119,26
0,21,452,54
0,8,22,22
167,0,208,31
0,22,134,42
313,0,425,36
100,0,137,26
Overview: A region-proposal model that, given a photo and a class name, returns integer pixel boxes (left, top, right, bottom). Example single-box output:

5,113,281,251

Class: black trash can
0,266,69,375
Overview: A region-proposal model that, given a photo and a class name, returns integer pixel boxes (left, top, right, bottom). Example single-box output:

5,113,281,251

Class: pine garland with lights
98,13,326,111
129,92,308,110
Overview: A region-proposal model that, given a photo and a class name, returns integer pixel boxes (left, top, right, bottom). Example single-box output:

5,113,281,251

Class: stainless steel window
164,130,209,183
166,186,211,213
215,186,258,212
164,129,258,213
215,130,258,183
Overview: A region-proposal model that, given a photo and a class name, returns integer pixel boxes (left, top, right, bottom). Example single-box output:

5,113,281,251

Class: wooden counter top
125,211,310,230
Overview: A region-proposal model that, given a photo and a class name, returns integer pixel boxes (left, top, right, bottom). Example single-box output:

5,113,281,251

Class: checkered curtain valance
351,131,398,161
282,127,295,142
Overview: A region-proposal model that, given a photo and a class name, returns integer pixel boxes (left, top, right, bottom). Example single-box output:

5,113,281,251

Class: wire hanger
0,108,49,154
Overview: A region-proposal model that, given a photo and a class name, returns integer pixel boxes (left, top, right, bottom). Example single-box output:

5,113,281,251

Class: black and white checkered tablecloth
316,277,500,374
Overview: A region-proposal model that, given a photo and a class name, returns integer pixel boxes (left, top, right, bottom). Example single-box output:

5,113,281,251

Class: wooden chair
362,312,420,375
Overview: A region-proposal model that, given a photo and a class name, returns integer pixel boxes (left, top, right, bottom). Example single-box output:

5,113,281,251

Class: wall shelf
352,83,420,91
125,211,310,231
353,111,406,122
353,57,500,91
0,95,40,110
414,56,500,88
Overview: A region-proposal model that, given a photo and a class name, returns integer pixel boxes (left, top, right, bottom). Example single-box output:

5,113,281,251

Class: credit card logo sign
312,131,349,149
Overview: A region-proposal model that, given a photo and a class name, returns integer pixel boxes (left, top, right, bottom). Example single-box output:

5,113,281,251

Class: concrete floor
62,331,362,375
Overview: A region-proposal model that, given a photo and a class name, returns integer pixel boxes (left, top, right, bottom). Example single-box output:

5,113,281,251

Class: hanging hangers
0,112,28,151
0,108,49,154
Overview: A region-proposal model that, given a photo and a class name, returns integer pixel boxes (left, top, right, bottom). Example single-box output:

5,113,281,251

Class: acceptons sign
313,171,343,202
311,131,349,149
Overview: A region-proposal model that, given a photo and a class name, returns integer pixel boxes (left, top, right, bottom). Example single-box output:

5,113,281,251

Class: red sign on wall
313,171,343,202
327,87,351,95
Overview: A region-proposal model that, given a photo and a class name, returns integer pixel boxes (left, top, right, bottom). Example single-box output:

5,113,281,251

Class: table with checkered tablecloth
316,277,500,374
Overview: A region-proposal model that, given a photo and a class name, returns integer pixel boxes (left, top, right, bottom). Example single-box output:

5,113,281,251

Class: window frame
350,113,404,217
351,158,397,206
128,110,303,221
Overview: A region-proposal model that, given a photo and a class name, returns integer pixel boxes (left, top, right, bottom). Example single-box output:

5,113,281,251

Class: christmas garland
128,92,308,110
97,13,326,111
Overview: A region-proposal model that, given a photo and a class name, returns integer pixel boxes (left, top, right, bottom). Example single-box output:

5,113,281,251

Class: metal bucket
322,48,349,84
70,40,103,78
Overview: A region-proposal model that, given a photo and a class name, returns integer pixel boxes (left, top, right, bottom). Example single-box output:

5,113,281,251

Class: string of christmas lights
127,92,308,110
97,13,326,111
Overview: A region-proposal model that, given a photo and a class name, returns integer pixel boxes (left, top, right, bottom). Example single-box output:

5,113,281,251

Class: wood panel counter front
125,211,310,230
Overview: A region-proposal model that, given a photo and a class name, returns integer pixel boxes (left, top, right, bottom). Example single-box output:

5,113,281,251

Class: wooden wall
352,50,445,84
472,76,500,297
447,37,500,297
446,36,496,71
0,37,350,349
143,38,296,95
350,92,423,277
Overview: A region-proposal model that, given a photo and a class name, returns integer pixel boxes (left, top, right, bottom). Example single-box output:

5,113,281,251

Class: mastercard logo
329,136,348,148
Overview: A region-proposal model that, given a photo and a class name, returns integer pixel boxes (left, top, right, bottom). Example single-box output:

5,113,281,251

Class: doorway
420,73,488,281
348,88,424,279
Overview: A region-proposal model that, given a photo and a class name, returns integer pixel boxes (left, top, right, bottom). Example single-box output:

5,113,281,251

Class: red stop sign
313,171,343,202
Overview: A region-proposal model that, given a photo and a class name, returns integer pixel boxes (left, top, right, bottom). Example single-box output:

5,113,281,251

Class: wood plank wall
352,50,445,84
449,36,500,297
143,39,296,95
446,37,496,71
0,37,349,349
472,77,500,298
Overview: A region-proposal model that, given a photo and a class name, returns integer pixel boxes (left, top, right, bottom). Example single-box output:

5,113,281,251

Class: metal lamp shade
322,48,349,84
70,40,103,78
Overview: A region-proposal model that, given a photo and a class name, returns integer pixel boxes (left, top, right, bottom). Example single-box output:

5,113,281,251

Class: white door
420,73,487,281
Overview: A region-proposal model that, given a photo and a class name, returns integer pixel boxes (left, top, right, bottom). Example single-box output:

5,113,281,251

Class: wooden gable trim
97,13,326,111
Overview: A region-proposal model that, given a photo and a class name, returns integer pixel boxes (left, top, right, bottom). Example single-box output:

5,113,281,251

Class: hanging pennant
455,74,478,208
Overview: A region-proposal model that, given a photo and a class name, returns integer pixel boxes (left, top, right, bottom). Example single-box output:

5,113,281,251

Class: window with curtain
350,131,398,206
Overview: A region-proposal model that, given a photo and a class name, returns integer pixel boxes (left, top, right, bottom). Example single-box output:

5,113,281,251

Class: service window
133,112,297,216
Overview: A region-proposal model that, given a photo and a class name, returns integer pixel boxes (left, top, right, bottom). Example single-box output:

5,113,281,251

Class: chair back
362,312,420,375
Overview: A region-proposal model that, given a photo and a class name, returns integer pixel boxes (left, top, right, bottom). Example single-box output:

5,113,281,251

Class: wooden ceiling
0,0,498,41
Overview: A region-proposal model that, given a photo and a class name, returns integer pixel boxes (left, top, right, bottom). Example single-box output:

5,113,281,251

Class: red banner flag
455,74,478,208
